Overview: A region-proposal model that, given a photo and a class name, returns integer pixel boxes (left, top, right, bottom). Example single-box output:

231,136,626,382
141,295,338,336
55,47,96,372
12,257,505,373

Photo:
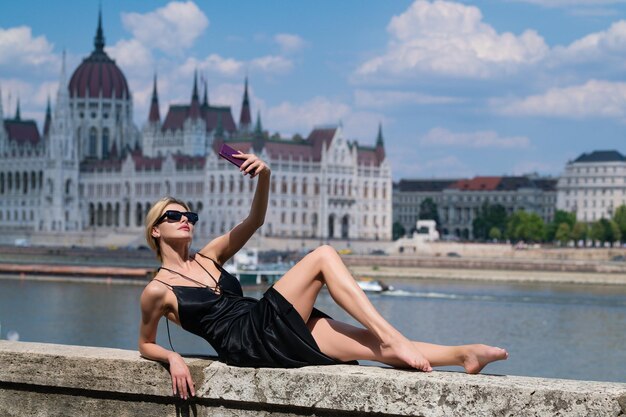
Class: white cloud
354,89,464,108
497,79,626,119
180,54,243,78
355,0,548,79
274,33,306,53
551,20,626,65
250,55,293,74
266,97,352,135
106,39,153,75
0,26,59,70
178,54,292,78
420,127,531,148
121,1,209,53
390,153,473,178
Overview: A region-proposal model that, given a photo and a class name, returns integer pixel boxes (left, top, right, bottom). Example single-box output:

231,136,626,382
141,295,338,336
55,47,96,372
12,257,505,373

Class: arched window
89,127,97,157
209,176,215,193
302,178,307,195
292,177,297,194
15,171,20,191
0,172,4,194
31,172,36,190
102,128,110,159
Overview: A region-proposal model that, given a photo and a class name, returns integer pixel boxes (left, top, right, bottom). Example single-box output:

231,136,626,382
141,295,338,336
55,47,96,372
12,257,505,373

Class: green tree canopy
472,203,508,241
555,223,571,245
392,222,406,241
612,204,626,243
546,210,576,242
571,222,588,246
506,210,546,243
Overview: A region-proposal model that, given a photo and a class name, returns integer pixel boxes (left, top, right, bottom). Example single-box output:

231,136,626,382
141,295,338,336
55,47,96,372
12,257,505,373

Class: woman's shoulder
141,277,169,303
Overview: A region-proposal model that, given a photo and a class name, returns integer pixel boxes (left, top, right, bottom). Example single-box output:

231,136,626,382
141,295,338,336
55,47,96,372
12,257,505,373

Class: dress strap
195,251,222,268
192,257,220,291
158,266,209,289
151,277,174,289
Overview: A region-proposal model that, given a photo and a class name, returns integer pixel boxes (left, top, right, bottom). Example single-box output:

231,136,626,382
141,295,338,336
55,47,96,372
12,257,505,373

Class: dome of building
68,13,129,100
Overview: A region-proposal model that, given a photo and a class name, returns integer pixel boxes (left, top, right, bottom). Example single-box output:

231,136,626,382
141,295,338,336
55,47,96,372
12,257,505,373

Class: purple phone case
219,143,244,167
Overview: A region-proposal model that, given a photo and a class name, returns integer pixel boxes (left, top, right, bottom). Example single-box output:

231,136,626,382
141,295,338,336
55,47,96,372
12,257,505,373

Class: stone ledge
1,341,625,417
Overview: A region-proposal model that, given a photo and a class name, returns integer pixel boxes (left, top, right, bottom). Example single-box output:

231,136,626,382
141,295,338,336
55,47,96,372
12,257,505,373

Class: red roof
266,141,313,160
132,154,163,171
307,127,336,161
161,105,236,133
357,148,379,165
4,120,41,146
172,154,206,170
450,176,502,191
69,52,130,99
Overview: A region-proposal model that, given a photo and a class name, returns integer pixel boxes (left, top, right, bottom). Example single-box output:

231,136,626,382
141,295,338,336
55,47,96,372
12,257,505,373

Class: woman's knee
312,245,338,263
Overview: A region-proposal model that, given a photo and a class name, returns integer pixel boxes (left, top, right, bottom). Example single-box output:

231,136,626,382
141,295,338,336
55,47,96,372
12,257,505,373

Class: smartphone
219,143,244,168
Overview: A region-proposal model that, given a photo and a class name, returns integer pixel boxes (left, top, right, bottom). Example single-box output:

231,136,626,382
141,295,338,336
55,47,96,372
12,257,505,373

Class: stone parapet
1,341,625,416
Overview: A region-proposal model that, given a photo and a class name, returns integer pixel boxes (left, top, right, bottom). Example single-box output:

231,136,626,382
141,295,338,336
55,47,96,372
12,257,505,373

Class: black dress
154,254,348,368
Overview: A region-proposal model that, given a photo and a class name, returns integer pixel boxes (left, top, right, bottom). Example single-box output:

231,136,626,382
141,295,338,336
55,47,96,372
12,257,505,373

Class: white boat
356,278,394,293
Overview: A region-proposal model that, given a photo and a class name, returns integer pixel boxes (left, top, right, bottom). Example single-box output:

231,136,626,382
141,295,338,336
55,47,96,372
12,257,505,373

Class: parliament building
0,14,392,245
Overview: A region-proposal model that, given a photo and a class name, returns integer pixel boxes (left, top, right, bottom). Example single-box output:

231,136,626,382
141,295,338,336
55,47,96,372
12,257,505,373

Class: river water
0,277,624,383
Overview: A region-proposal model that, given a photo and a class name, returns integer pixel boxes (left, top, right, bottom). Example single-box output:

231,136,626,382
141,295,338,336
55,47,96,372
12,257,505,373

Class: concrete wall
1,341,625,416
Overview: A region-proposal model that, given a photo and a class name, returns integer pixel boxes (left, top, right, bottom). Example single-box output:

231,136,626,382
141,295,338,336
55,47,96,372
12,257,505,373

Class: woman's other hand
234,152,270,178
168,353,195,399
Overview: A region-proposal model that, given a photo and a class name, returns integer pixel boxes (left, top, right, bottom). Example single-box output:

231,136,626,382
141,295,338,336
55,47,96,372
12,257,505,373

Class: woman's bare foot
461,344,508,374
381,334,433,372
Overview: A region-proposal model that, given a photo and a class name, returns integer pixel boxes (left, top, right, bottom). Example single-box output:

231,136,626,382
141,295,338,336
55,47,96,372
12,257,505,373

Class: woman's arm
138,284,195,399
200,153,271,264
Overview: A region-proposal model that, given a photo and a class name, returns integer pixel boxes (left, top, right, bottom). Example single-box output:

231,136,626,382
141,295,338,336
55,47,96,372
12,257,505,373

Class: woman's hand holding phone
219,144,270,178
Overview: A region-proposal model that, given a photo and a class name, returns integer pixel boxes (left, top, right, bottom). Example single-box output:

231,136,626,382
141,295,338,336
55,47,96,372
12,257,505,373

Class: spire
94,7,105,53
252,110,265,153
202,79,209,107
148,73,160,123
189,70,200,119
43,95,52,136
239,76,252,132
376,122,384,147
15,98,20,120
375,122,385,163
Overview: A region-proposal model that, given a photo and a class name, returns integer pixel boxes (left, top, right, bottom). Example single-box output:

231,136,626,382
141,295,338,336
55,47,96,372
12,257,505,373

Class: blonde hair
145,196,190,262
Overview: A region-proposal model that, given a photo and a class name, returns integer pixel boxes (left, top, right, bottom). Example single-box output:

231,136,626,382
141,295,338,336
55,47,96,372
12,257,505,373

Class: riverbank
348,265,626,285
3,244,626,286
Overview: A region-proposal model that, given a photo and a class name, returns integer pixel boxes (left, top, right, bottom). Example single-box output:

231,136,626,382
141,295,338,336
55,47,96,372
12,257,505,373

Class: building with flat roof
556,150,626,222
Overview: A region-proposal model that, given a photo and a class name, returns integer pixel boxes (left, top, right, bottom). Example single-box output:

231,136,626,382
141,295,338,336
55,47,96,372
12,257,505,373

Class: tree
506,211,546,243
546,210,576,242
555,223,571,246
571,222,588,247
613,205,626,243
472,203,507,241
418,198,440,226
488,226,502,241
589,220,605,246
392,222,406,241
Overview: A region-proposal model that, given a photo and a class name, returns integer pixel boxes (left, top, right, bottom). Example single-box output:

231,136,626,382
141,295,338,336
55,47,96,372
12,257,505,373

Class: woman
138,151,508,400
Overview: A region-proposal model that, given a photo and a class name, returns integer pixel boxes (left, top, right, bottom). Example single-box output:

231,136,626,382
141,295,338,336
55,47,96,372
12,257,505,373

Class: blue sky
1,0,625,180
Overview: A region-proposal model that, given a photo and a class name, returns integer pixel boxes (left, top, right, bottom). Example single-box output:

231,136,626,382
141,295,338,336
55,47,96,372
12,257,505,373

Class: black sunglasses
157,210,199,225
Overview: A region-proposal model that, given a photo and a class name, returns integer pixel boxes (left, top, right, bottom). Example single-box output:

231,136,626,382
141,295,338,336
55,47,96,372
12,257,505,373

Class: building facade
0,14,392,243
394,176,557,239
556,150,626,222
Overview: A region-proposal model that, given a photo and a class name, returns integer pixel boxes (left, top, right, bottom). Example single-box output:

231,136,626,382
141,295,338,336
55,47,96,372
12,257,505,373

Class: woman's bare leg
307,318,508,373
274,245,434,371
